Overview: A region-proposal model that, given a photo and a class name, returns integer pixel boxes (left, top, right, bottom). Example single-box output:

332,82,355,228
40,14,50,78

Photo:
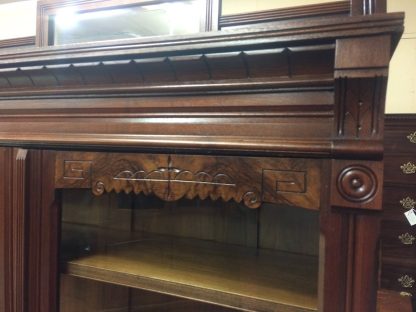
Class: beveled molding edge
0,133,384,159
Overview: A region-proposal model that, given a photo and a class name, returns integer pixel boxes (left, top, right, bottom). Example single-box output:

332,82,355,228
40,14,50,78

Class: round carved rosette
337,166,377,203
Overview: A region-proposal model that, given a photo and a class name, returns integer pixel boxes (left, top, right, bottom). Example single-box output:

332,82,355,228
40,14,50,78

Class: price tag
404,209,416,226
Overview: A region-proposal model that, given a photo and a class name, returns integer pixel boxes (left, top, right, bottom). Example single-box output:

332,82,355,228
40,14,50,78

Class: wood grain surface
64,234,318,312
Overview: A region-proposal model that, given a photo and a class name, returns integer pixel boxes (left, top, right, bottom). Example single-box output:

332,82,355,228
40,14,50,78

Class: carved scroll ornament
92,167,261,209
55,152,322,210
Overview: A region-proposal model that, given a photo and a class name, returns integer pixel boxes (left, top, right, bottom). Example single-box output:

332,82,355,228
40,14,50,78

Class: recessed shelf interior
59,190,320,312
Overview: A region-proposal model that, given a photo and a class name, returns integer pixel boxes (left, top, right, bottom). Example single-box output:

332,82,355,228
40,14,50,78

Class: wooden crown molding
0,12,404,68
0,44,335,97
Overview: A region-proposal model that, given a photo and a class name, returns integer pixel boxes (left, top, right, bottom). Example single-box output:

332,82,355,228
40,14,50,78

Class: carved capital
331,160,383,210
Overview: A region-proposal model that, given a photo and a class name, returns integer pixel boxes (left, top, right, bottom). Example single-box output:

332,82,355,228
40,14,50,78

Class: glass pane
53,0,204,46
59,190,320,312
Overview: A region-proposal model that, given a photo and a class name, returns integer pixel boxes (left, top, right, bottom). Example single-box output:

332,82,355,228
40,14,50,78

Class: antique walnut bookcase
0,0,404,311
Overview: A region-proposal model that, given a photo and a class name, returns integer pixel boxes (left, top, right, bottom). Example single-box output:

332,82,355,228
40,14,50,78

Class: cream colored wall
0,0,36,40
386,0,416,113
0,0,414,113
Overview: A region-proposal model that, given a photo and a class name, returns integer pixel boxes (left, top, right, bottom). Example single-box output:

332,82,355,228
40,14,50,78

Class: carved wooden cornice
0,12,403,158
0,13,403,67
0,45,334,97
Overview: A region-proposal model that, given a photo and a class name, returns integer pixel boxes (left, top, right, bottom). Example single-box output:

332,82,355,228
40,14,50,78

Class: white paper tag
404,209,416,226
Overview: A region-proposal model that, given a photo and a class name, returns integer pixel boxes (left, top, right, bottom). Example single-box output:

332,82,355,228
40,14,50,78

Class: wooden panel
335,35,391,73
259,204,319,256
26,150,58,312
381,220,416,259
377,289,412,312
55,152,322,210
133,197,259,248
384,155,416,185
384,115,416,154
381,263,416,296
382,186,416,221
0,148,14,312
381,114,416,300
63,235,319,312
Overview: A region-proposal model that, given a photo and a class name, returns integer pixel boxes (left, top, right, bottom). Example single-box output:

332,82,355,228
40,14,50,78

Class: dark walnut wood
381,114,416,299
0,13,403,157
0,3,403,312
55,151,322,210
64,235,319,312
0,148,30,312
377,289,412,312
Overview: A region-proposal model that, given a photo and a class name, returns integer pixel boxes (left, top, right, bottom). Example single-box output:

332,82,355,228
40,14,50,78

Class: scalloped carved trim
92,167,261,209
55,152,322,210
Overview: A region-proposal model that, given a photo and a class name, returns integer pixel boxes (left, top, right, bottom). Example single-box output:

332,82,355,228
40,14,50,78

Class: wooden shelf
62,235,318,312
